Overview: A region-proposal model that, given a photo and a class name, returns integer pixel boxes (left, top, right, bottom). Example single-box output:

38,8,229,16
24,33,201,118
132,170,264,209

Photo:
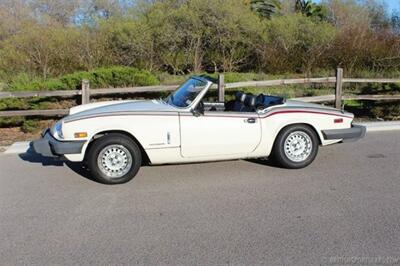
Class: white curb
1,121,400,154
3,141,31,154
358,121,400,132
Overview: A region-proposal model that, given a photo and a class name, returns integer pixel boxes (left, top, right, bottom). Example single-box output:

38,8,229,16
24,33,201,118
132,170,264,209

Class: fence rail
0,68,399,117
0,109,69,117
0,85,180,99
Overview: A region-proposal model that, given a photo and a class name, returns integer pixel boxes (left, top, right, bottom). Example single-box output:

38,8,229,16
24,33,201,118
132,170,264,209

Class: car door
179,111,262,158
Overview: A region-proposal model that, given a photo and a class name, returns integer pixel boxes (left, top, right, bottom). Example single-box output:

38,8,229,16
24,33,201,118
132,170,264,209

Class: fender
63,114,180,162
252,110,353,157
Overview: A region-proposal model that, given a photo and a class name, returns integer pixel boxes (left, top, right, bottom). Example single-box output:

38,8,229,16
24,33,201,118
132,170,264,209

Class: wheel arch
85,130,151,165
274,123,322,145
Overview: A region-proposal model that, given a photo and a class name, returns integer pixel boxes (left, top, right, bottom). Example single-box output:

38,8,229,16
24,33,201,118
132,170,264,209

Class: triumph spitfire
33,76,366,184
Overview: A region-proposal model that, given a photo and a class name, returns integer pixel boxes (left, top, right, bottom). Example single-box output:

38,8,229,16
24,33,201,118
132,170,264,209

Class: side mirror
191,102,204,117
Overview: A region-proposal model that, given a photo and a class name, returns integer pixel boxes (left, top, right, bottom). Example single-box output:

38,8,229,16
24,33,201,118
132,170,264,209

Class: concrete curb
356,121,400,132
3,141,31,154
2,121,400,154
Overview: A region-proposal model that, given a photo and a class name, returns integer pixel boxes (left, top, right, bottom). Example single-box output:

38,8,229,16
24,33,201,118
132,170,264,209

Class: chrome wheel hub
97,145,132,178
284,131,313,162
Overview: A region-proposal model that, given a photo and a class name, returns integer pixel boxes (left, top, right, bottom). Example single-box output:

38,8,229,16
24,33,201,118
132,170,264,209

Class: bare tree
29,0,81,26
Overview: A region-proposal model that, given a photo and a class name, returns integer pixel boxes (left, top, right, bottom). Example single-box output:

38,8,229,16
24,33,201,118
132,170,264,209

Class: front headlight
51,121,64,139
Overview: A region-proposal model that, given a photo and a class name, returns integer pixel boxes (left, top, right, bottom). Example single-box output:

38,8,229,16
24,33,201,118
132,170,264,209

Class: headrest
235,92,247,102
244,94,256,107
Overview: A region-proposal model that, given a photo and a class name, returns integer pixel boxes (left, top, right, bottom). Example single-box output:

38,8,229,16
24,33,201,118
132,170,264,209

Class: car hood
65,99,176,122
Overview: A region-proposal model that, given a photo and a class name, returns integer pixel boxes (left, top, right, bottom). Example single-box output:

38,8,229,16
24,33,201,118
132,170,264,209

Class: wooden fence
1,68,400,117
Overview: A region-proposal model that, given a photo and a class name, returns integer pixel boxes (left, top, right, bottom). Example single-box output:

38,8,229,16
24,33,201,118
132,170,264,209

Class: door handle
247,118,256,123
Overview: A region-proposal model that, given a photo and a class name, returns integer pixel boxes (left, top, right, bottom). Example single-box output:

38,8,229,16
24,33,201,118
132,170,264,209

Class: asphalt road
1,131,400,265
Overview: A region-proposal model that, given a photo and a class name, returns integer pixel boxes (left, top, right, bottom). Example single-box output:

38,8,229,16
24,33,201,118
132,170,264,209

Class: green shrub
6,73,39,91
6,66,160,91
155,72,187,85
0,98,29,111
28,97,57,110
133,72,159,86
21,119,40,133
370,101,400,120
7,77,68,91
156,72,297,85
42,79,69,90
223,72,268,83
0,97,65,111
0,117,25,127
109,67,136,87
59,71,92,89
92,68,116,87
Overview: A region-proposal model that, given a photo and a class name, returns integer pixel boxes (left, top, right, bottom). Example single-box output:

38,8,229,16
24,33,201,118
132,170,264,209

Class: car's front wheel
272,124,319,169
86,133,142,184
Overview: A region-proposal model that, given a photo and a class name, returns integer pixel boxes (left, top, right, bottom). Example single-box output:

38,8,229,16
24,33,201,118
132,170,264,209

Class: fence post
335,68,343,109
218,74,225,102
81,79,90,105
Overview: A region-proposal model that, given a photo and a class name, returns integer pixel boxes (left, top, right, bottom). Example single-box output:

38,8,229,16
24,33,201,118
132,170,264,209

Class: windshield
166,78,208,108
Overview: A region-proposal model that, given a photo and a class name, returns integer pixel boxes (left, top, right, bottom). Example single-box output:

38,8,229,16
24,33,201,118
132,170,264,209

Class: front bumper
322,124,366,142
32,129,86,157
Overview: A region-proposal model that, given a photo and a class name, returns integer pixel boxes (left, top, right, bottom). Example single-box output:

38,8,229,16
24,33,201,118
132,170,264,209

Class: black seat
225,92,247,112
243,94,257,112
225,92,284,112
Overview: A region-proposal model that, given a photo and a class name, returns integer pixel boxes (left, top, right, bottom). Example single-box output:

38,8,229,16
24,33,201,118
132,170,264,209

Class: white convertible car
33,76,365,184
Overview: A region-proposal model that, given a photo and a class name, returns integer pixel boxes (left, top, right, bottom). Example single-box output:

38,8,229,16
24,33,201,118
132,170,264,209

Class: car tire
272,124,319,169
86,133,142,184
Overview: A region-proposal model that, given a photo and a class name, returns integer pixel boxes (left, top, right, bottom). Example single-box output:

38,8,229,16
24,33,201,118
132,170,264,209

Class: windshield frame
165,76,213,111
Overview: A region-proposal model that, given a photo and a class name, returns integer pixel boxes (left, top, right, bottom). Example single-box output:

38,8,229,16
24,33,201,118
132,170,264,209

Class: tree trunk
193,36,202,73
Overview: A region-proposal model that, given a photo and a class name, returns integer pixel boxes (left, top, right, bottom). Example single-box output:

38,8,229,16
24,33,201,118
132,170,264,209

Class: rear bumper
322,125,366,142
32,129,86,157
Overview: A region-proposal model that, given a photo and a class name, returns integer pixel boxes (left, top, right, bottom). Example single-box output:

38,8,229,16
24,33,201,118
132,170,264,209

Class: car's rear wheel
86,133,142,184
272,124,319,169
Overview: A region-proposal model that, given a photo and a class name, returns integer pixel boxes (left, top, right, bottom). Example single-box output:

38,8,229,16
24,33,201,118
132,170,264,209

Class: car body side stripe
261,110,353,119
64,108,352,123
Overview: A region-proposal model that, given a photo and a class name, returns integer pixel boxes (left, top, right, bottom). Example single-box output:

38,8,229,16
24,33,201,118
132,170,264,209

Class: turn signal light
74,132,88,138
334,118,343,123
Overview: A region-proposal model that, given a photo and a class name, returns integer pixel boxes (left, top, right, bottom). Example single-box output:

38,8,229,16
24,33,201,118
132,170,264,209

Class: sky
382,0,400,12
314,0,400,13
